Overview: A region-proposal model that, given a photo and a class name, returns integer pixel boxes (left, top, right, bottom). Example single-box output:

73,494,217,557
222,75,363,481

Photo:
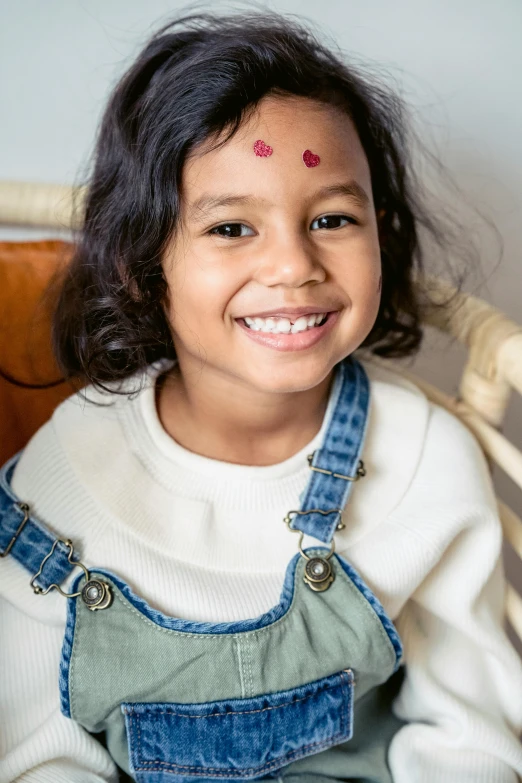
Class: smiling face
161,95,382,395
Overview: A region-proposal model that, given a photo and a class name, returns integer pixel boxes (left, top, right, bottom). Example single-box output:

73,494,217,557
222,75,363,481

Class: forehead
181,95,373,207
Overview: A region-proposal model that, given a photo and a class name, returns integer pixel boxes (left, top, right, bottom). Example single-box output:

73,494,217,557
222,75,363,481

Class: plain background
0,1,521,653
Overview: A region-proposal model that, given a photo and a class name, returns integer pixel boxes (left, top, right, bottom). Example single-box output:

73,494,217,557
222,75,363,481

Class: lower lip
235,312,339,352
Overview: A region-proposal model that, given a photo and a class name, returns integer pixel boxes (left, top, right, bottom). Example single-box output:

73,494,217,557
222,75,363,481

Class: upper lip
238,306,339,320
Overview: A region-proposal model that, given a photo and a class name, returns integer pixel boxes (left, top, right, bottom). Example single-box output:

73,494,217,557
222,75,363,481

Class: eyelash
207,214,358,238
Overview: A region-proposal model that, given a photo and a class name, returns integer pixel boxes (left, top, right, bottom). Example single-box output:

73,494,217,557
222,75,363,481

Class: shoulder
10,361,170,497
344,354,494,543
359,354,431,444
7,361,172,549
349,355,431,526
421,396,494,503
363,353,494,504
359,354,488,487
363,357,497,545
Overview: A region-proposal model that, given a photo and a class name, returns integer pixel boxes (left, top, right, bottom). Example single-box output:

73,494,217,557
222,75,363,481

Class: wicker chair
1,180,521,651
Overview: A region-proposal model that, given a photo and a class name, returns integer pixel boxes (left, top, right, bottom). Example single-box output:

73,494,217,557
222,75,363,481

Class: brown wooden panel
0,240,79,464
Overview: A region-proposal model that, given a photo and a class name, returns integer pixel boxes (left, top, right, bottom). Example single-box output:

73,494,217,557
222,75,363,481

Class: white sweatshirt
0,355,521,783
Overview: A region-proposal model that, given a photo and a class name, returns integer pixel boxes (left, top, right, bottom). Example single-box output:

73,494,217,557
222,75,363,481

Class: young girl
1,10,521,783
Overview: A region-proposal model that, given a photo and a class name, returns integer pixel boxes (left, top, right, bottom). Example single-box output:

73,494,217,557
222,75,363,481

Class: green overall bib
0,355,407,782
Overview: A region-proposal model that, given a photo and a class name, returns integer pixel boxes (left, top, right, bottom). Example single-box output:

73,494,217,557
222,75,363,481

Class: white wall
1,0,521,626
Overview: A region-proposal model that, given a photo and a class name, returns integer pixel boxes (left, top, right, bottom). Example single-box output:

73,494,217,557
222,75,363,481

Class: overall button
303,557,334,592
81,579,112,611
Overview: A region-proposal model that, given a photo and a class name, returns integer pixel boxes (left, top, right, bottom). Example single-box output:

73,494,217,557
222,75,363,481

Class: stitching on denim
234,637,247,699
106,572,300,637
133,730,347,774
122,677,343,718
348,669,355,737
339,670,347,738
341,560,401,667
137,713,142,769
70,598,80,719
110,589,232,637
338,668,354,739
333,559,397,665
245,636,254,698
123,711,138,774
333,370,367,541
59,598,76,718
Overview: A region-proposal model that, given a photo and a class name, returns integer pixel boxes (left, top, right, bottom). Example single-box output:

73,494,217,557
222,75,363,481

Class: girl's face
162,95,382,395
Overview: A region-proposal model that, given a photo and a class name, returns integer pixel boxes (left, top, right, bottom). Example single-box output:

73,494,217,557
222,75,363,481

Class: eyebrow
188,180,370,222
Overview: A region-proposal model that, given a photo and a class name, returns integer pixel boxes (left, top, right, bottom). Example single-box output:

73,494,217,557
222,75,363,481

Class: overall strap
0,452,78,593
289,355,370,545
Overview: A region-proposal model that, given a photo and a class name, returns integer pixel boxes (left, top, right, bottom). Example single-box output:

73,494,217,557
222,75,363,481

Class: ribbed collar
121,360,338,508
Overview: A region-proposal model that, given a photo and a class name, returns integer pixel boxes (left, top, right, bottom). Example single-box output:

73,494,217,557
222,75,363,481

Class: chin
241,358,336,396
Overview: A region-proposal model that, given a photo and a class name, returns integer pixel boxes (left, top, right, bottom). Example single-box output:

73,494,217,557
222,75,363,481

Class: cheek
335,239,380,299
163,252,240,332
335,242,381,331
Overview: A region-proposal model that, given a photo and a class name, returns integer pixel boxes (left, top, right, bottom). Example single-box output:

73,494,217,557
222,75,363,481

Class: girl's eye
311,215,355,230
208,223,255,238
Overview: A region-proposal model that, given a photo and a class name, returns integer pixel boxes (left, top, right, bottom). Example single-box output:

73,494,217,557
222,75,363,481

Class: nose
253,232,326,289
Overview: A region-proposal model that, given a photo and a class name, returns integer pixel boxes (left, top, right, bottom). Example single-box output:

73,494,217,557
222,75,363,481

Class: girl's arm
0,569,119,783
386,406,522,782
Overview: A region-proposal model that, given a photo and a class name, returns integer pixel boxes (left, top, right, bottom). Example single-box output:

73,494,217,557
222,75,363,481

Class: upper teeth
243,313,327,333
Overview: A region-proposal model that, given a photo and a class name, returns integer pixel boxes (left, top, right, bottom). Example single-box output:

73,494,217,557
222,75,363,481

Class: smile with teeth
242,313,328,334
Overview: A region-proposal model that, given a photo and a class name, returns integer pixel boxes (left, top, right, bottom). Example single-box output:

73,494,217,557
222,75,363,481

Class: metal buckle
284,508,345,532
0,502,31,558
30,538,90,598
307,452,366,482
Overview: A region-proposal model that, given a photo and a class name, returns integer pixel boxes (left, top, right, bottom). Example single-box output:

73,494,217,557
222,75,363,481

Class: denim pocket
122,668,354,782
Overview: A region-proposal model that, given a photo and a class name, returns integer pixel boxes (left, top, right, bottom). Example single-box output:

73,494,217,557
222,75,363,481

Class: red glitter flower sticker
302,149,320,167
253,139,273,157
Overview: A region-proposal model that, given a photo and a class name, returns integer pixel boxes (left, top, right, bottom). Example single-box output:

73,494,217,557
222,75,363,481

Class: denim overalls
0,355,407,782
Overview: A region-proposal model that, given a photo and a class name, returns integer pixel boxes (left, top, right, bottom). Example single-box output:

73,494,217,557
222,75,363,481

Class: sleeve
387,410,522,783
0,565,119,783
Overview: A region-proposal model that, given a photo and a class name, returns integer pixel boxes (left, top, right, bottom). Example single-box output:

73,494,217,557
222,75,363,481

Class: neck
156,362,334,466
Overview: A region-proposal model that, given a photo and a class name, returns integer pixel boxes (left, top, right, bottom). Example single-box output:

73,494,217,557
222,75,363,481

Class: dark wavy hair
45,9,477,393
